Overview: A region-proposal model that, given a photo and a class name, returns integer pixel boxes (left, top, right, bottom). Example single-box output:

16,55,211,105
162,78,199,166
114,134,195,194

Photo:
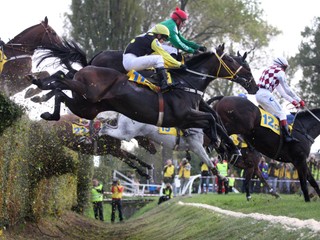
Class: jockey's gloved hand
299,100,305,108
198,46,207,52
292,100,300,108
193,49,200,55
180,64,187,70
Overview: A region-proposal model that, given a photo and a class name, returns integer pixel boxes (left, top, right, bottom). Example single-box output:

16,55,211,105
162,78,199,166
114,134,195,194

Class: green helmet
151,24,170,38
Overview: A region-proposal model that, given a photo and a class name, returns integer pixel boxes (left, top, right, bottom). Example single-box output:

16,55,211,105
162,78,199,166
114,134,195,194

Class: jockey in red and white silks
255,56,305,142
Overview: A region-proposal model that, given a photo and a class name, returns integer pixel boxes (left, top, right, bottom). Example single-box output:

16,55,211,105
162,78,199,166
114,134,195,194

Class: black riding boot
156,67,170,91
282,125,299,143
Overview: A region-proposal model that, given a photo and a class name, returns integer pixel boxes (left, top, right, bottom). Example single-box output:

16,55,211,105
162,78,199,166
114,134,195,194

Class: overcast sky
2,0,320,152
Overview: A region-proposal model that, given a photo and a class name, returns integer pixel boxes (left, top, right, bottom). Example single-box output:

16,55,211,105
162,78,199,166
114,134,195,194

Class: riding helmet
273,56,289,70
151,24,170,39
171,7,188,21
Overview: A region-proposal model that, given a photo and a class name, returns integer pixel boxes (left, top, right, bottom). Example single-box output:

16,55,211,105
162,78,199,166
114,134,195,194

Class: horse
41,113,157,178
0,16,62,96
30,44,257,175
98,111,280,199
228,135,280,200
208,95,320,202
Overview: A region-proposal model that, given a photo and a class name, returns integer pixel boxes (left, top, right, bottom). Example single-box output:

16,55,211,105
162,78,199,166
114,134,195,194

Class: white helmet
273,56,289,69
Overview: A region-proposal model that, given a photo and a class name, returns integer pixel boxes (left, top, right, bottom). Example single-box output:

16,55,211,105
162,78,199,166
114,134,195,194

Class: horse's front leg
40,88,64,121
294,160,310,202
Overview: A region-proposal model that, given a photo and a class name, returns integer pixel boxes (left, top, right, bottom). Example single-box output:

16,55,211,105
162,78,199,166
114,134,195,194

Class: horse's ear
237,51,241,57
243,52,248,61
44,16,48,25
222,43,225,51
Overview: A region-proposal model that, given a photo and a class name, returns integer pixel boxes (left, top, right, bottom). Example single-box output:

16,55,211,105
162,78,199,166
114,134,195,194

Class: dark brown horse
43,113,156,178
209,95,320,202
0,17,62,95
30,45,257,174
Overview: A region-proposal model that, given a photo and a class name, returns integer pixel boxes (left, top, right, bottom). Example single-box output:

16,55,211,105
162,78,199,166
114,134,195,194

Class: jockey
159,7,207,59
123,24,185,91
255,56,305,143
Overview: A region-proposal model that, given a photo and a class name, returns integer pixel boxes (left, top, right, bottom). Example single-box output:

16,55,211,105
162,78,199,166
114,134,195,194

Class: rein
185,52,243,80
3,22,56,60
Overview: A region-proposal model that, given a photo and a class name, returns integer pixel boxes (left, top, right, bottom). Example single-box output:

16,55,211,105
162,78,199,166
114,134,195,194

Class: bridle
186,51,244,80
3,22,59,60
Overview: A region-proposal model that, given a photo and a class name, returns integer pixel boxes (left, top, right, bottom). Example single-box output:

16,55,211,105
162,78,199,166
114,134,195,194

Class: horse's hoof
31,96,41,103
25,74,35,82
246,196,252,201
40,112,60,121
24,87,38,98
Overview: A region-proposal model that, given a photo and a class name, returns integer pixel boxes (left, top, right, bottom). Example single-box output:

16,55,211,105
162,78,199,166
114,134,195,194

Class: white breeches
122,53,164,71
162,44,178,55
255,88,286,121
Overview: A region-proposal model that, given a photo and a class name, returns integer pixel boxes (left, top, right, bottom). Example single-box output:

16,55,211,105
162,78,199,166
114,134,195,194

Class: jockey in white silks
255,56,305,143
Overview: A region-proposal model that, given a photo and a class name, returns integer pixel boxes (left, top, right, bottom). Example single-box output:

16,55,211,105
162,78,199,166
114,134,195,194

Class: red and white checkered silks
258,65,283,92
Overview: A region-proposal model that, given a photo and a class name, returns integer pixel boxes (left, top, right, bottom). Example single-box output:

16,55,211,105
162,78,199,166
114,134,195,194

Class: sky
2,0,320,152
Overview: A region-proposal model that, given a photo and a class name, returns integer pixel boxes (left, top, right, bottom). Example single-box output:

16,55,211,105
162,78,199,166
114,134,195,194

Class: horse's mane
296,108,320,119
8,23,41,43
185,52,213,68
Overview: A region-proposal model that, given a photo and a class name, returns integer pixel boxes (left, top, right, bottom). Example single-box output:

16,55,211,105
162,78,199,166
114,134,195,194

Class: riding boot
156,67,170,91
282,124,299,143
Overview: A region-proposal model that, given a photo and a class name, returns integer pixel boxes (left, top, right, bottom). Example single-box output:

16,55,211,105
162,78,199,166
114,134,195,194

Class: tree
67,0,144,58
290,17,320,107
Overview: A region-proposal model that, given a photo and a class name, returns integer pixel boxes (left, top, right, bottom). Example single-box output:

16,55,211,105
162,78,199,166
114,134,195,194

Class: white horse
99,112,212,167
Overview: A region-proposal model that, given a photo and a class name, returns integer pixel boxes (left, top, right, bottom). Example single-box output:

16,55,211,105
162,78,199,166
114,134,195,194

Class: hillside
3,194,320,240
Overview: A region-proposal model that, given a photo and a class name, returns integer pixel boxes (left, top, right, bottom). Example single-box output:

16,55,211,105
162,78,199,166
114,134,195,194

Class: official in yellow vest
163,159,175,184
91,178,104,221
158,183,173,204
111,179,124,223
216,160,229,194
200,162,210,194
178,158,191,194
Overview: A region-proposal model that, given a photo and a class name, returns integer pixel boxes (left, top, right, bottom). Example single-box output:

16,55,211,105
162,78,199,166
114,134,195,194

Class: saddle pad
158,127,183,136
72,123,90,136
259,108,280,135
126,70,173,91
230,134,248,148
0,50,7,73
127,70,159,92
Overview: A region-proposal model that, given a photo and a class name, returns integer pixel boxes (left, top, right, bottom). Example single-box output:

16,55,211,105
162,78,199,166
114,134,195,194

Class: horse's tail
207,95,224,105
36,39,88,70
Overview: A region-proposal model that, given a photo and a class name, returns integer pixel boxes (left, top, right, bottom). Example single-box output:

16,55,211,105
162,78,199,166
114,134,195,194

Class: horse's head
231,51,258,94
38,16,63,47
215,44,258,94
9,16,62,51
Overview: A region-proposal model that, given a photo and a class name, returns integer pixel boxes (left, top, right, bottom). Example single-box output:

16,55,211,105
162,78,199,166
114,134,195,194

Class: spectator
91,178,104,221
178,158,191,195
111,179,124,223
200,161,210,194
278,163,291,193
216,159,229,194
228,174,236,193
268,159,280,193
163,159,175,184
259,158,269,193
158,183,173,205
